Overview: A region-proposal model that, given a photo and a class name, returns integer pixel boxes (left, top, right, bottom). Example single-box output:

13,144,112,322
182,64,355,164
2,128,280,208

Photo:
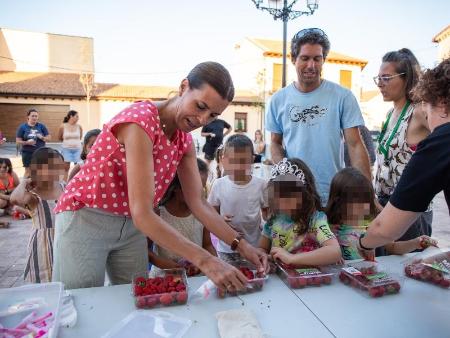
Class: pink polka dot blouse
55,101,193,216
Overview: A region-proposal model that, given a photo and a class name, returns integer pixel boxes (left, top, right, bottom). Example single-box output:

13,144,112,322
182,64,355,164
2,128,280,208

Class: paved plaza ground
0,143,449,288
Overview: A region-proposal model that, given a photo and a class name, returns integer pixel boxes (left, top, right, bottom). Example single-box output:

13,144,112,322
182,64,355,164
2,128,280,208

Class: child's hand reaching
270,247,294,265
416,236,438,250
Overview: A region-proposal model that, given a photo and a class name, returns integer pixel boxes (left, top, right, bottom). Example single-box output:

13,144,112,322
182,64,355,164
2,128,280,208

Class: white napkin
215,309,264,338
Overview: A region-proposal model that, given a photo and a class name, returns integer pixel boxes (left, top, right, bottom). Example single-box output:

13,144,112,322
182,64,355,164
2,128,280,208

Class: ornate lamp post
251,0,319,88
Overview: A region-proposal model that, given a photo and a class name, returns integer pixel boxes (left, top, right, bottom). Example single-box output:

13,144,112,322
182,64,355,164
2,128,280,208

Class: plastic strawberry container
216,266,268,299
339,261,402,298
132,268,188,309
277,263,335,289
404,248,450,289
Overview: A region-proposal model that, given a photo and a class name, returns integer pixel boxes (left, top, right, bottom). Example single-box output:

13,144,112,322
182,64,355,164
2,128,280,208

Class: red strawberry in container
136,297,147,308
176,291,188,304
322,276,332,285
134,285,144,296
135,276,146,288
288,277,299,288
439,279,450,288
160,293,173,306
146,295,159,308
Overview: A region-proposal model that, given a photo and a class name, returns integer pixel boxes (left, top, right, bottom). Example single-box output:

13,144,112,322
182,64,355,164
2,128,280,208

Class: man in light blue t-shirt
266,28,371,204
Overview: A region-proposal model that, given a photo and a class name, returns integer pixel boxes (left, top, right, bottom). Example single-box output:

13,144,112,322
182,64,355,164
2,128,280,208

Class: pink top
55,101,193,216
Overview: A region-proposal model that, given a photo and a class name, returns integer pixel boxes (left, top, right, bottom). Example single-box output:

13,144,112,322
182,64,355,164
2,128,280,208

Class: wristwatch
358,233,373,251
230,234,243,251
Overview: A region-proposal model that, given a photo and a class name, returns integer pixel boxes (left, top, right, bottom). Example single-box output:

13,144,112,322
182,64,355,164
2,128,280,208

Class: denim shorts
61,147,81,163
21,151,34,167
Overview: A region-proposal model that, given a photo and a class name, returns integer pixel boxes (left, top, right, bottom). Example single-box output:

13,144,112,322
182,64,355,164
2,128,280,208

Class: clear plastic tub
403,248,450,289
339,261,402,298
132,268,188,309
216,266,268,299
101,310,192,338
277,263,334,289
0,282,63,338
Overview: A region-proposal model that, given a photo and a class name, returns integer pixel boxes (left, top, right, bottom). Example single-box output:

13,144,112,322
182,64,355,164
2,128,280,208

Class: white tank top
62,123,82,149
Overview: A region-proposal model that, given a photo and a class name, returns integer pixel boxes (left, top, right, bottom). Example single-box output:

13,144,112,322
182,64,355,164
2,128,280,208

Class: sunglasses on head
293,28,327,40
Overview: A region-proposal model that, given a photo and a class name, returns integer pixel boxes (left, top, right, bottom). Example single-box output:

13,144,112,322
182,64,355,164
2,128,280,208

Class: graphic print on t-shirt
289,105,327,125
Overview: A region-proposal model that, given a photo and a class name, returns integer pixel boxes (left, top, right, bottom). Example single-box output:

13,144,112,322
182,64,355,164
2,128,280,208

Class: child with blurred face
10,147,65,282
149,158,216,276
326,168,437,260
208,134,269,263
259,158,341,267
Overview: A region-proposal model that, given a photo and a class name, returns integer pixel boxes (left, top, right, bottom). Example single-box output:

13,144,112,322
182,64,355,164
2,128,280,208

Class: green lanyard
377,101,411,160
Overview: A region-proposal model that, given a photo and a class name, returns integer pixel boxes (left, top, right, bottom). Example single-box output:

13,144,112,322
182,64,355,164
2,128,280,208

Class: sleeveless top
0,174,14,192
153,206,204,262
55,101,193,216
24,183,64,283
375,103,417,197
62,123,82,149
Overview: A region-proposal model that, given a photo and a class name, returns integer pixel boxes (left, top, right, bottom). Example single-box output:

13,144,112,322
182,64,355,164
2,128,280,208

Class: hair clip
270,158,306,184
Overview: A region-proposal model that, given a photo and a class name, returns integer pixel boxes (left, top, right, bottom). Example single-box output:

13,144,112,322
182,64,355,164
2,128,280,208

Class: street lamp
251,0,319,88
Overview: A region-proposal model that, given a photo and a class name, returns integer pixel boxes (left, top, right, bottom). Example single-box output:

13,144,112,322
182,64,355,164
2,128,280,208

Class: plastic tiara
270,158,306,184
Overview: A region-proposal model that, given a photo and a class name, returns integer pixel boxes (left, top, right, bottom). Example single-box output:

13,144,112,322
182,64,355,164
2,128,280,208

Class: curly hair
411,58,450,112
291,28,330,62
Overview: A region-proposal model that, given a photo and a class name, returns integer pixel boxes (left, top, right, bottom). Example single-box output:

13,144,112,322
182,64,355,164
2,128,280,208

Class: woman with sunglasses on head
373,49,431,250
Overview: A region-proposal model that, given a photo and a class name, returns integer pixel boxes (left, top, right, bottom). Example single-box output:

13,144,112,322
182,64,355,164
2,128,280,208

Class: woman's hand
270,247,294,265
197,255,247,290
237,240,268,274
416,236,438,250
356,238,375,261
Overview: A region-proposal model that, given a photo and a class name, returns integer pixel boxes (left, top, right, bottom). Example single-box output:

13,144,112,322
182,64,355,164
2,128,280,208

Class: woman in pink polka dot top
52,62,268,290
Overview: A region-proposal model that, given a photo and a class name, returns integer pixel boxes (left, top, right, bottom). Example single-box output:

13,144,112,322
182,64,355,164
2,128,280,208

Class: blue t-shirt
16,122,49,153
265,80,364,204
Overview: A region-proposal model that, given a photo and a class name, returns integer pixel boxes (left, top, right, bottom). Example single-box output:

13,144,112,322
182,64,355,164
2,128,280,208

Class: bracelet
358,233,373,251
230,234,243,251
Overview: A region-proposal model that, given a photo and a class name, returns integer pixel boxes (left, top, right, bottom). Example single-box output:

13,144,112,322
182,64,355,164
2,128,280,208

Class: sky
1,0,449,90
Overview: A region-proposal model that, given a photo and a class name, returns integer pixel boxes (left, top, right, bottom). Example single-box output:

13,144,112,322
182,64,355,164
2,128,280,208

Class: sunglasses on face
293,28,327,41
373,73,406,86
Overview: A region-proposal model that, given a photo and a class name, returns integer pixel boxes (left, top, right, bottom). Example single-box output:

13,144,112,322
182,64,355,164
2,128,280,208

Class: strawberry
289,278,299,288
297,278,308,288
146,296,159,307
368,288,380,298
322,276,332,285
339,272,350,284
176,291,188,304
439,279,450,288
136,297,147,308
160,293,173,305
135,276,146,287
134,285,144,296
176,284,186,291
